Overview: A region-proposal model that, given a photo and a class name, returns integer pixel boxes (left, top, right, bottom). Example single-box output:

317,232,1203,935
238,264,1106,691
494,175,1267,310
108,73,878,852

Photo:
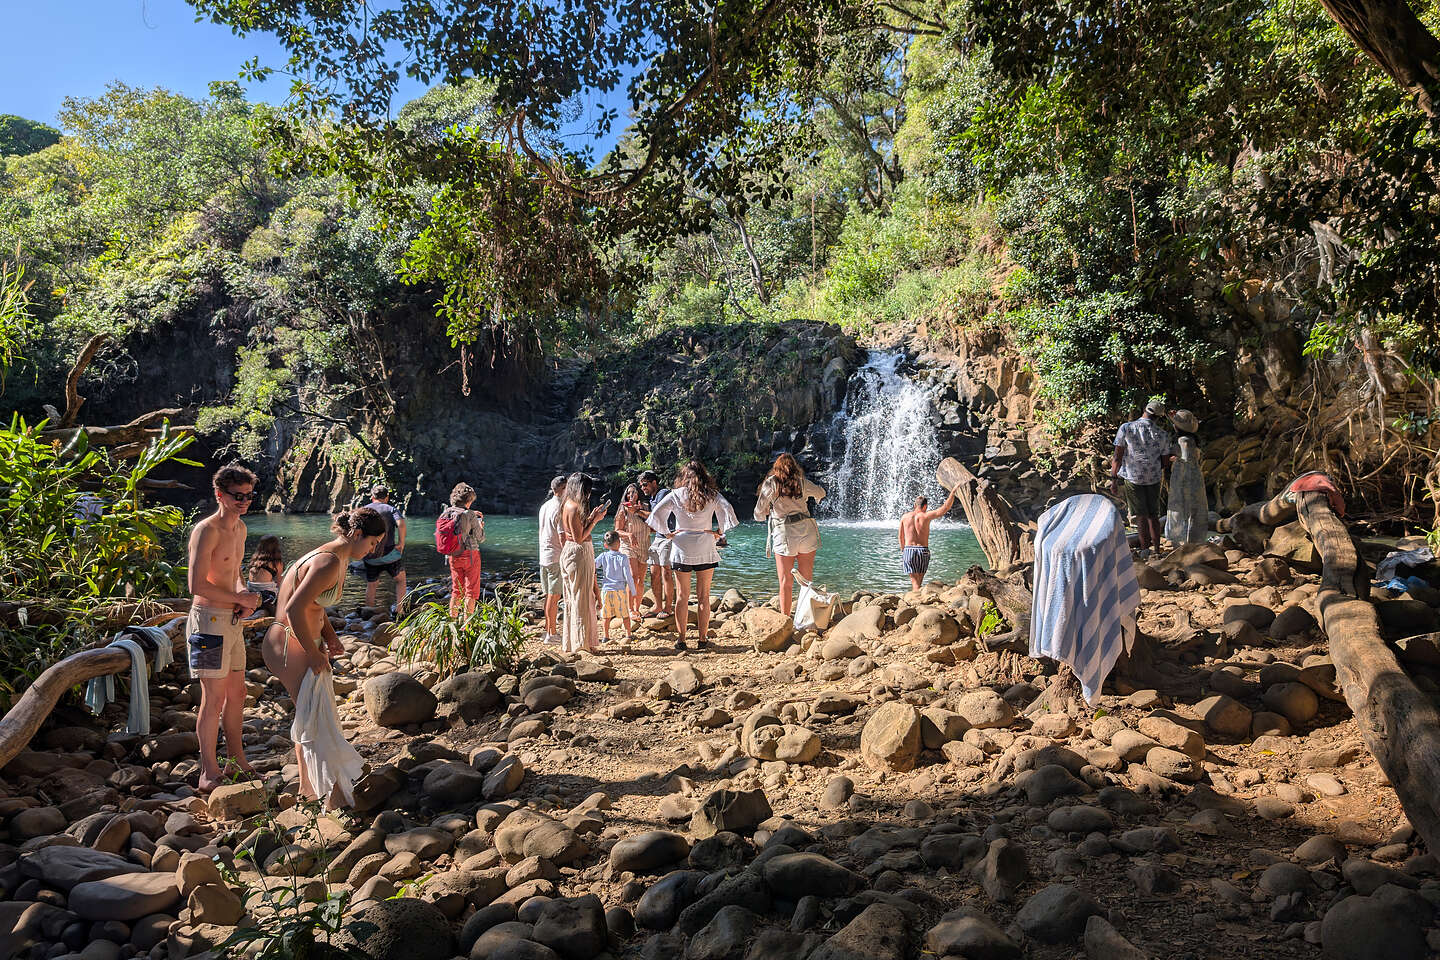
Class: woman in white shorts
648,460,737,650
754,453,826,617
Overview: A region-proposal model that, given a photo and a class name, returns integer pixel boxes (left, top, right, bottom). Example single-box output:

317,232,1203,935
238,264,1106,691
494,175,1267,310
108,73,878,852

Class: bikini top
292,546,347,608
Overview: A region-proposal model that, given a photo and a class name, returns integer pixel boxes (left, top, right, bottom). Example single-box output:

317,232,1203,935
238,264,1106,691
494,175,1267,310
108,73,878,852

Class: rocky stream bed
3,539,1440,960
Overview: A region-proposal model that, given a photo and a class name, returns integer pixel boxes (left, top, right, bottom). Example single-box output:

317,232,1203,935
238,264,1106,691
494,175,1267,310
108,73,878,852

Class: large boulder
1015,884,1101,944
20,847,146,891
434,672,502,722
364,673,438,727
860,702,922,772
909,608,961,646
1320,893,1428,960
955,689,1015,729
208,782,267,820
691,789,772,839
69,873,181,921
761,853,860,898
532,894,608,960
609,832,691,875
827,605,887,644
744,609,794,652
334,896,456,960
808,902,910,960
422,763,487,805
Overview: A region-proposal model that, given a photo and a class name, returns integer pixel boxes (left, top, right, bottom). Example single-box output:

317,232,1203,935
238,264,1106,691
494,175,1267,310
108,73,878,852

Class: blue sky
0,0,625,151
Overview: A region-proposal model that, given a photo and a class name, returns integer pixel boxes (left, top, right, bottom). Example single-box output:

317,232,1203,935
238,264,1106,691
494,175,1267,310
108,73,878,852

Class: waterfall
821,350,945,522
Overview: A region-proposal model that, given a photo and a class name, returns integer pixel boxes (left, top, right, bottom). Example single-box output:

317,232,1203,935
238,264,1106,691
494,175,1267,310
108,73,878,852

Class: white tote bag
792,571,840,632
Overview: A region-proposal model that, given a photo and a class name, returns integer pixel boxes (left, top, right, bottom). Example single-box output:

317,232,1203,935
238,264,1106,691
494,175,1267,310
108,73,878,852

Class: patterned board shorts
901,545,931,577
601,589,631,621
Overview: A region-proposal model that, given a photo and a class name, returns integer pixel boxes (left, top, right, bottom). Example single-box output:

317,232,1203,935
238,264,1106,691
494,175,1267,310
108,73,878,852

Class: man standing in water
187,463,263,791
359,485,407,610
899,486,959,591
537,476,566,644
1109,399,1175,558
637,470,677,617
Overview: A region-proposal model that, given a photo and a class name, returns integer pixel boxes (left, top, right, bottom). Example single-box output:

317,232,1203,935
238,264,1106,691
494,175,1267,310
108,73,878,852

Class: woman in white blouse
753,453,826,617
647,460,738,649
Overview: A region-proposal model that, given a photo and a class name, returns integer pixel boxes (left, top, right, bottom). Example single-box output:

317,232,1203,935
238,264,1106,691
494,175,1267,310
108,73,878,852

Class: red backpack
435,510,462,555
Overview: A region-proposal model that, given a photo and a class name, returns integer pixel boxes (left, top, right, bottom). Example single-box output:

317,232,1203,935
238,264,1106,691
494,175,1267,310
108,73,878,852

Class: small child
246,535,284,617
594,530,636,642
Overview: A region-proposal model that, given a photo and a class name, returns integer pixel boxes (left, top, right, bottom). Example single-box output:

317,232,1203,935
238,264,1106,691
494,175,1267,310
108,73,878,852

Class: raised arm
647,493,677,535
925,487,958,520
803,479,826,502
753,479,775,522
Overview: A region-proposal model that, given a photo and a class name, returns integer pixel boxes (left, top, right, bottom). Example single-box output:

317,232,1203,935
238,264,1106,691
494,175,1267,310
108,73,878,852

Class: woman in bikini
246,535,285,617
262,508,386,806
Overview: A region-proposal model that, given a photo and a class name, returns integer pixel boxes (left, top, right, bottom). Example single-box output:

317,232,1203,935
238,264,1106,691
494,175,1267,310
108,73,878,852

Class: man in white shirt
1110,400,1176,557
537,476,566,644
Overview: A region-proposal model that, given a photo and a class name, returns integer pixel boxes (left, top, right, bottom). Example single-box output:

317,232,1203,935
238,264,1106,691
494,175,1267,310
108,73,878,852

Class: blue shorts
902,546,931,577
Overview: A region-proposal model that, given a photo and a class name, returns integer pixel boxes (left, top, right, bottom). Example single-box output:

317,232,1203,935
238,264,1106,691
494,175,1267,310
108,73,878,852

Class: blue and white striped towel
1030,494,1140,703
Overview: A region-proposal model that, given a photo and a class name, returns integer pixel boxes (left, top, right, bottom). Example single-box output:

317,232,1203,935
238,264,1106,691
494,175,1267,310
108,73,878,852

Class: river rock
860,702,921,772
335,897,456,960
1023,764,1084,805
21,846,145,890
955,689,1014,729
365,673,438,726
188,882,244,926
1270,603,1317,639
484,755,526,799
532,894,607,960
1195,694,1252,738
666,662,704,695
808,902,909,960
1262,682,1319,726
820,637,864,660
434,671,502,722
687,904,756,960
761,852,860,898
11,805,66,840
909,608,960,645
523,684,573,711
1137,716,1205,759
1145,747,1202,782
1223,603,1275,631
422,762,488,805
974,838,1029,902
1321,893,1427,959
1083,916,1149,960
1048,806,1114,834
610,831,691,875
70,873,181,921
828,605,887,644
207,782,266,820
1015,883,1101,943
924,908,1021,959
748,723,822,764
386,827,454,859
692,788,772,839
636,870,707,930
744,609,794,652
919,708,969,749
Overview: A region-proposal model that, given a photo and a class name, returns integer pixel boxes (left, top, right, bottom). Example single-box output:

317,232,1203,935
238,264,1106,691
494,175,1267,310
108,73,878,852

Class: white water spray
822,351,945,522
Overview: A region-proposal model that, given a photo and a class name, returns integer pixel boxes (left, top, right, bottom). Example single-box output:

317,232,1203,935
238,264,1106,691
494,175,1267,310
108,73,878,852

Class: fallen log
937,457,1035,574
0,616,186,771
1294,490,1440,855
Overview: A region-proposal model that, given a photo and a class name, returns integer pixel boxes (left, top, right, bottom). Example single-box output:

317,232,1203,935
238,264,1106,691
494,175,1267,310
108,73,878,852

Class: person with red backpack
437,483,485,616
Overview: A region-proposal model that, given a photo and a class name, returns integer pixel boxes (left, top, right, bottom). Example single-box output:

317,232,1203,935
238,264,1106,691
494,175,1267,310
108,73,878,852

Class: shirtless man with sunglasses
187,463,263,791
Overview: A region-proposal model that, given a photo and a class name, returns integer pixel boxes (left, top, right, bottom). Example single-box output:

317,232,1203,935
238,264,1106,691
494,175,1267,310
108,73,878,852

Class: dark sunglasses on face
224,489,259,502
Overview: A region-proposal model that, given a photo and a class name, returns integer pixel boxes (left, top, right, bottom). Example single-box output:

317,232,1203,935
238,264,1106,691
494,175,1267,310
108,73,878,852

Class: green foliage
394,596,528,676
0,416,197,707
0,115,61,157
0,254,36,382
225,794,364,960
977,600,1007,639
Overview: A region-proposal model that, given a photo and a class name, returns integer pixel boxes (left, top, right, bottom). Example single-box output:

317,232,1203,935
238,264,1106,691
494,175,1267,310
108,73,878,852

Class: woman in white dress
754,453,826,617
648,460,738,649
1165,409,1209,544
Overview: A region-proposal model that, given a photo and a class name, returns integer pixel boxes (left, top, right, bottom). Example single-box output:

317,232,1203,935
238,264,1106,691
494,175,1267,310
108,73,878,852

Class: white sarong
1030,494,1141,703
291,670,364,809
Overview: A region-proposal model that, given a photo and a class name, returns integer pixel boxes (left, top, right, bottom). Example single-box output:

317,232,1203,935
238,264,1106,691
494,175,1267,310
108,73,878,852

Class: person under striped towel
1030,493,1141,702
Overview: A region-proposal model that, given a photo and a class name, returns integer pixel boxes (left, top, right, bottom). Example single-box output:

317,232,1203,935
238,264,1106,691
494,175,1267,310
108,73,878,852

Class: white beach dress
292,669,365,809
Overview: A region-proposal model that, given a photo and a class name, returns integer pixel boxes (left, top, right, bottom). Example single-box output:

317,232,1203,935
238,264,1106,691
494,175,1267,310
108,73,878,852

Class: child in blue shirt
595,531,636,642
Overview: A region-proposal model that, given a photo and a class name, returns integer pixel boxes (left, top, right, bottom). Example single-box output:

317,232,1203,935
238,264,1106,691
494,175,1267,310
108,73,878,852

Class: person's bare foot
197,774,222,794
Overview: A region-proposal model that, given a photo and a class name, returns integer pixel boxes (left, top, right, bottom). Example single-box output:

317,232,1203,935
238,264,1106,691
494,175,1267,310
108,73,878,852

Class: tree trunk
937,457,1035,573
0,617,186,771
1294,490,1440,856
1316,0,1440,115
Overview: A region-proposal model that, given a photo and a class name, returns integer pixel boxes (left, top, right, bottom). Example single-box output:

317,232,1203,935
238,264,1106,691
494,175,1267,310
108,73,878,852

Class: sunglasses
223,489,259,502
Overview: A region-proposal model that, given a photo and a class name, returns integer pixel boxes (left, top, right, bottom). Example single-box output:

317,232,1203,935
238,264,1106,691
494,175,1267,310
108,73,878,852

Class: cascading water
821,350,945,521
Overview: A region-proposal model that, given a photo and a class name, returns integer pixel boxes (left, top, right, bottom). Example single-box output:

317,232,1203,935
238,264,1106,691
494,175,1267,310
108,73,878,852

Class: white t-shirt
537,496,563,566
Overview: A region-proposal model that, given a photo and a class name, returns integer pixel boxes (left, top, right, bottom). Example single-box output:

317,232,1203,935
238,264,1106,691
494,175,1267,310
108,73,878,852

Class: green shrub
394,594,528,676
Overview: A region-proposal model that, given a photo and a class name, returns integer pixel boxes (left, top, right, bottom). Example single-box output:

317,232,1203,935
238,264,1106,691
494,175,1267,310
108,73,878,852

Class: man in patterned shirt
1109,399,1176,557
